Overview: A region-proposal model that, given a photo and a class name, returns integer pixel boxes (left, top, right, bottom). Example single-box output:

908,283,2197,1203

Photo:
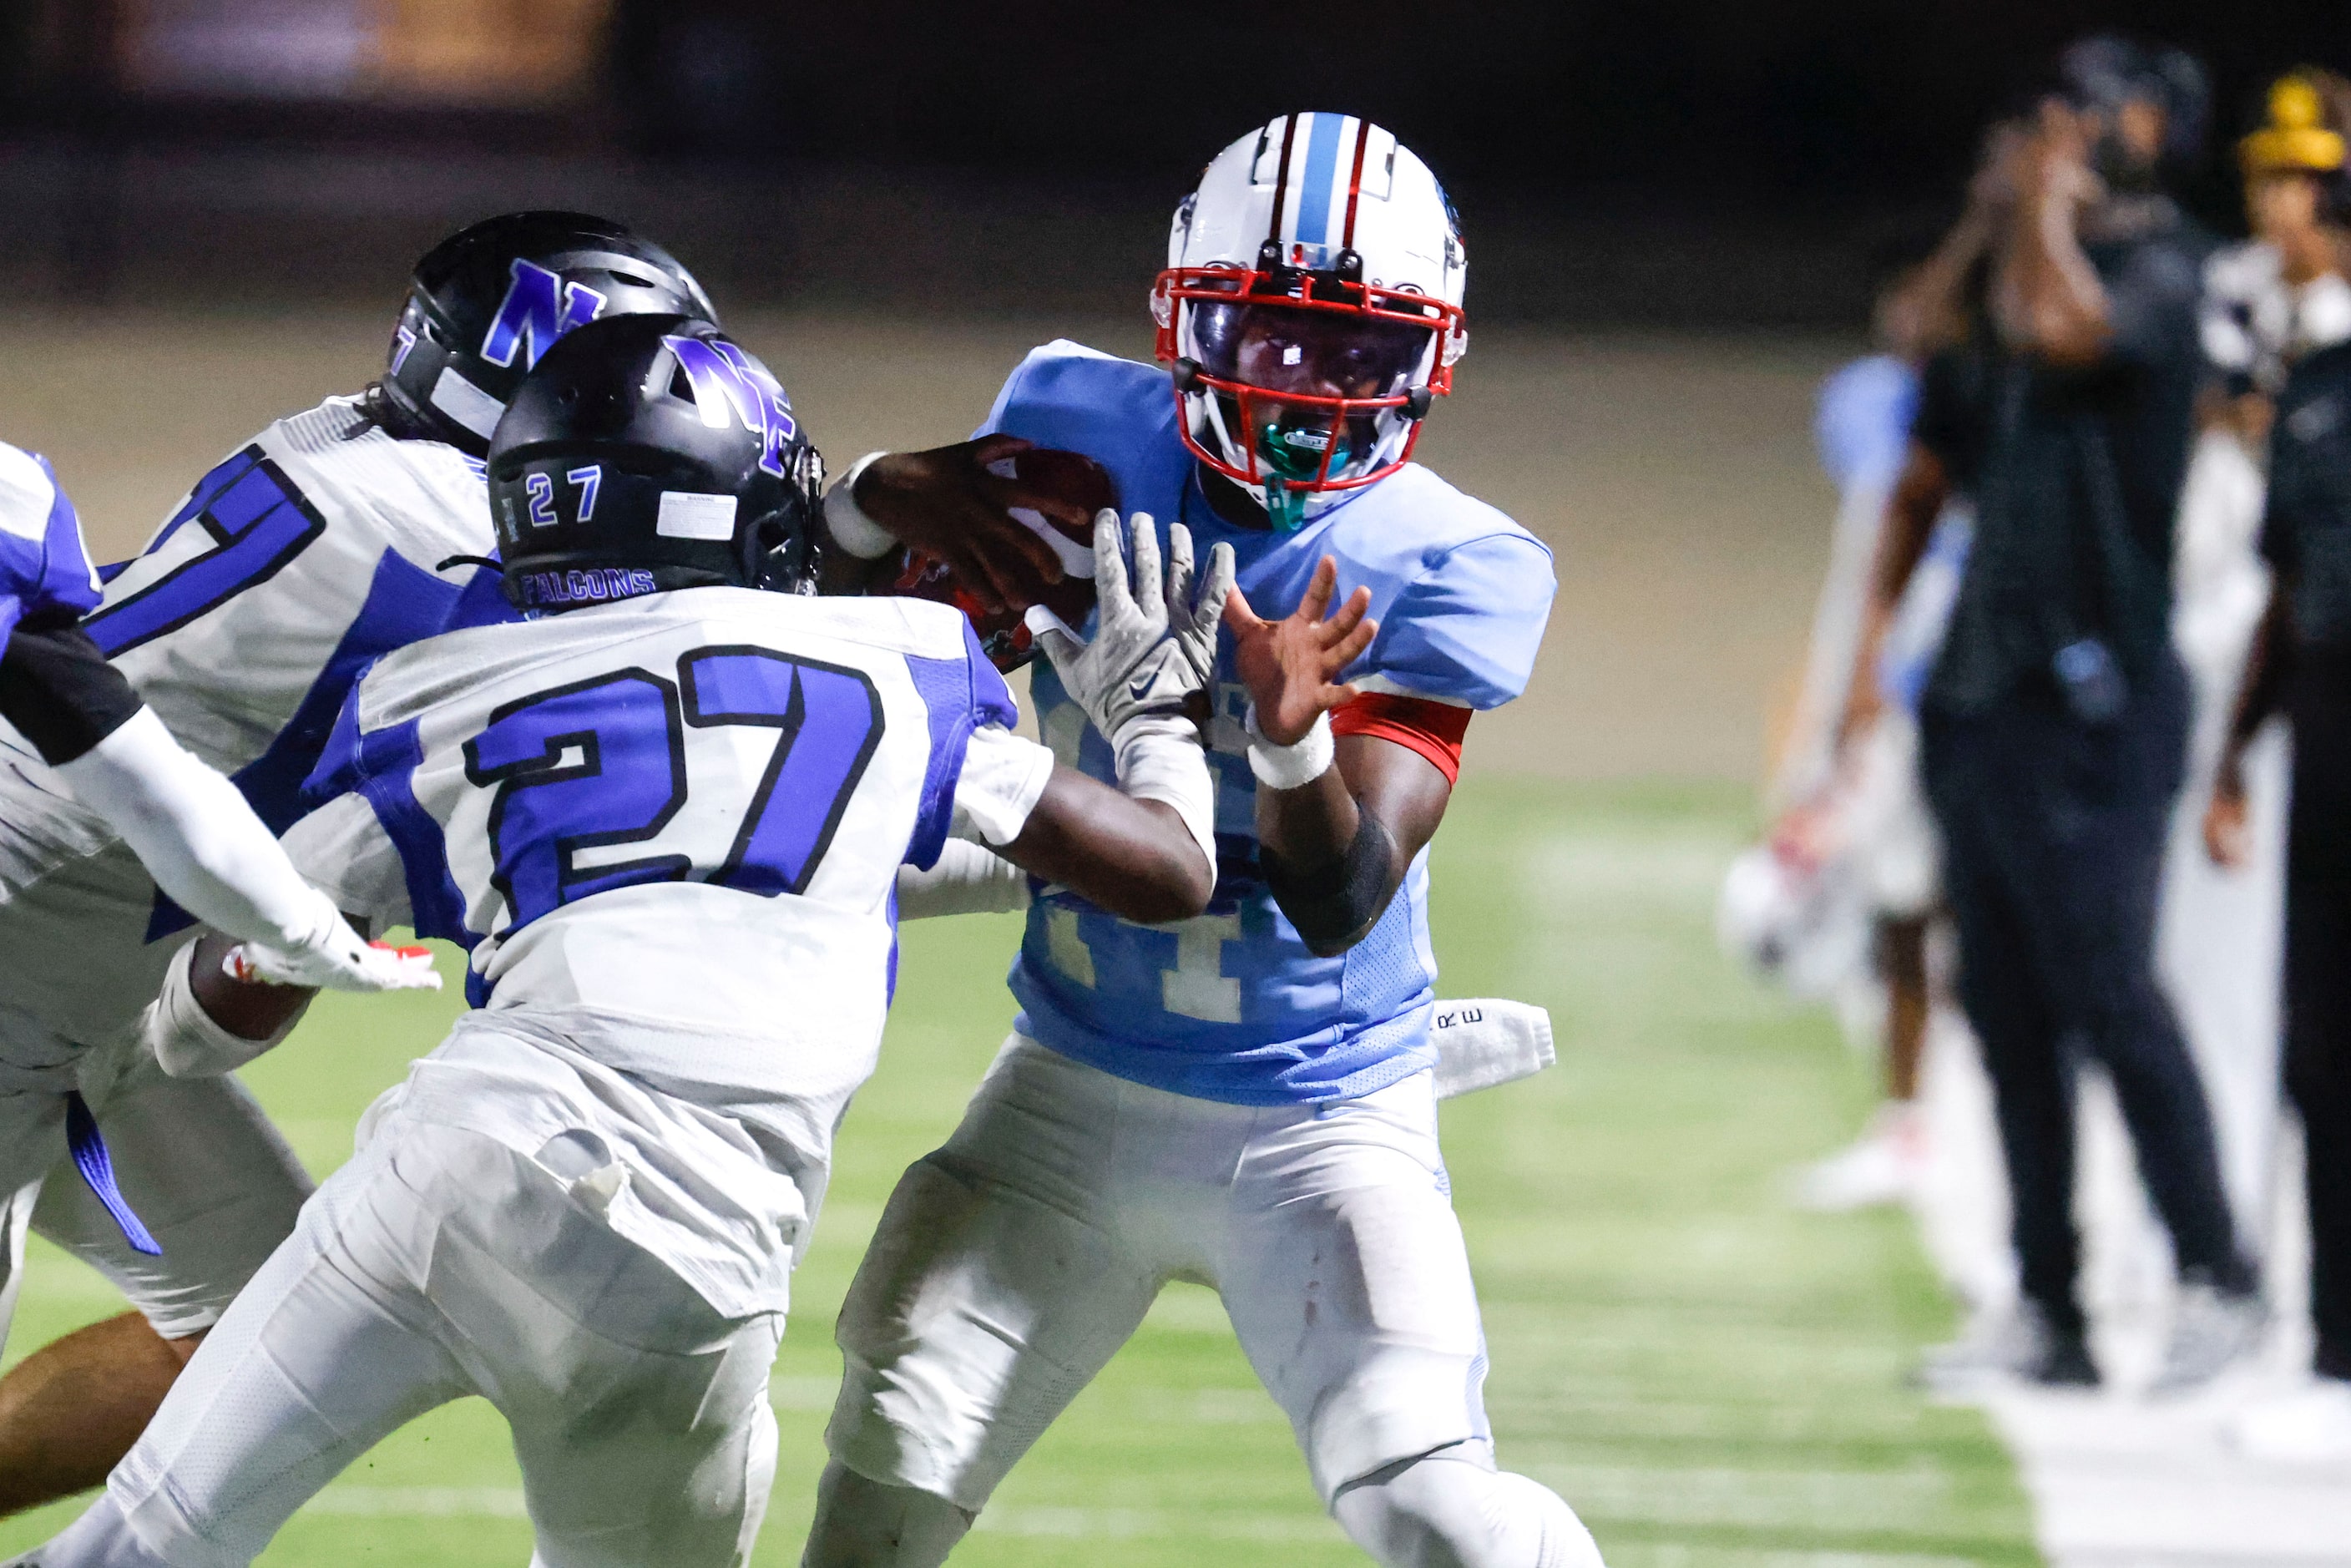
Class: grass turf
0,781,2035,1565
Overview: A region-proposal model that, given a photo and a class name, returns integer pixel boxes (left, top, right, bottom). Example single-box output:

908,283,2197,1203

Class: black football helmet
2055,36,2210,188
485,315,822,613
380,211,719,457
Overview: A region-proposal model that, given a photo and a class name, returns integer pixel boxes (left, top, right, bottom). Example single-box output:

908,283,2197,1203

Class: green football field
0,782,2036,1566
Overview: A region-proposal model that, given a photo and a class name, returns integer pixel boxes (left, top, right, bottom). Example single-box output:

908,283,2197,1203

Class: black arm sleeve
0,618,146,766
1261,810,1399,949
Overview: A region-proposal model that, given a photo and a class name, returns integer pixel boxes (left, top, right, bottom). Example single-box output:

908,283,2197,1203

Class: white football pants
822,1034,1591,1565
0,1025,311,1352
36,1110,782,1568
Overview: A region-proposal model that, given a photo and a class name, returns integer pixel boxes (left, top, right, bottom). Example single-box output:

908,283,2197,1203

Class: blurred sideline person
2161,70,2351,1257
2205,73,2351,1463
0,212,711,1517
8,315,1247,1568
801,115,1597,1568
1837,38,2261,1392
1724,230,1984,1212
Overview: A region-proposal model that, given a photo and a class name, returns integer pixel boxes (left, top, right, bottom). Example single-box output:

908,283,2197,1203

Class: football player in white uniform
1,439,439,1454
803,116,1599,1568
7,311,1319,1568
1,438,429,994
0,212,712,1515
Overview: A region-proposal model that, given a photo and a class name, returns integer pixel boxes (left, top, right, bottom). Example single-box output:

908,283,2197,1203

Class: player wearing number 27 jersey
0,214,718,1517
809,118,1595,1568
22,315,1232,1568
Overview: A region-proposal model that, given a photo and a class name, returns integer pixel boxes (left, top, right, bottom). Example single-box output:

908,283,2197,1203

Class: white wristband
144,938,306,1080
822,451,899,560
1245,709,1334,791
1110,715,1218,880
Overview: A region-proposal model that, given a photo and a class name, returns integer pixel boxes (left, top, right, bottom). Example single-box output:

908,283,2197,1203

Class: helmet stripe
1291,111,1346,250
1265,114,1302,245
1340,118,1373,246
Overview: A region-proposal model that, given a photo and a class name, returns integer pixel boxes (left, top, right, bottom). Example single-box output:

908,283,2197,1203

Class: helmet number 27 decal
522,466,606,529
463,646,882,932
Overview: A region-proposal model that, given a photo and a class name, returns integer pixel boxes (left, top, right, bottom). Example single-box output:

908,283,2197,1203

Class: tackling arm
0,621,429,994
997,771,1216,925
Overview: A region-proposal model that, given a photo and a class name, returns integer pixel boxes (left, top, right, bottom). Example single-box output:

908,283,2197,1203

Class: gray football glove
1029,511,1209,741
1165,520,1238,687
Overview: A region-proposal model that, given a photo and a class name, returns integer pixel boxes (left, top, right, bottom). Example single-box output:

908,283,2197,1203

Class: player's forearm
58,709,341,953
2220,584,2292,784
1256,767,1398,958
1004,772,1213,924
1256,736,1445,958
894,839,1031,918
1834,448,1944,747
1994,189,2111,365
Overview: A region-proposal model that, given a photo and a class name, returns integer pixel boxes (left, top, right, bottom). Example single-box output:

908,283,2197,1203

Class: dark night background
3,1,2350,324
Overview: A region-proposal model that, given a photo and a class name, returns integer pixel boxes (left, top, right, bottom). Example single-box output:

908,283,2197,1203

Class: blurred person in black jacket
1838,37,2262,1393
2207,79,2351,1458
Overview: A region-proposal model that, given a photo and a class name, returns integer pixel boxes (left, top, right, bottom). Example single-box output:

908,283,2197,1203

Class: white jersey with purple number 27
287,587,1049,1212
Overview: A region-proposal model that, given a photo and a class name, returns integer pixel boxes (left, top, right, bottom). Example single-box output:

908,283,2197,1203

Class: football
880,446,1117,670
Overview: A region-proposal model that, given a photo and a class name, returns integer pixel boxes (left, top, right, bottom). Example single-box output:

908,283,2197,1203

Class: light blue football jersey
0,442,101,643
985,341,1555,1105
1813,355,1919,494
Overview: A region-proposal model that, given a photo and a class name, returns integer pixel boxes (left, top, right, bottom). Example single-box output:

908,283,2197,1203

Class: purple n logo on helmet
480,260,609,372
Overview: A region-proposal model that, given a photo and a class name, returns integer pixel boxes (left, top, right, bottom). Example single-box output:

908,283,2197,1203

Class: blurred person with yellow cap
2204,72,2351,402
2205,68,2351,1464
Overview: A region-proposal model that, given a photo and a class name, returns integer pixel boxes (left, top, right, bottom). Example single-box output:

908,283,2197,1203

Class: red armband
1330,692,1470,784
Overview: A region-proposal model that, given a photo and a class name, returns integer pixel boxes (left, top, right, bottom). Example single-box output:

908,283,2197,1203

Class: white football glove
224,894,442,994
1028,511,1221,742
1164,519,1237,687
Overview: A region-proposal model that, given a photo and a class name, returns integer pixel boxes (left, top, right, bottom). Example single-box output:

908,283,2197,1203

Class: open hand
852,435,1083,613
1224,557,1377,746
1030,511,1201,741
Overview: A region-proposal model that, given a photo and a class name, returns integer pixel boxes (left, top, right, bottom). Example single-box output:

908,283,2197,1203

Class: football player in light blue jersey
0,213,712,1519
805,115,1596,1568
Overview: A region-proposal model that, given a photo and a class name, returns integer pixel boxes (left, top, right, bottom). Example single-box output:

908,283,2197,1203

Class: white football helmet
1152,113,1468,529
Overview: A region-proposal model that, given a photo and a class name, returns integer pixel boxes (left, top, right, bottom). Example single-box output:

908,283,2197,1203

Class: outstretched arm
0,620,434,994
818,435,1089,609
996,771,1216,924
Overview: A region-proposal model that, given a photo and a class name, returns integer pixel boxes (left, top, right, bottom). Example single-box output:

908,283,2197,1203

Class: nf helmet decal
664,333,800,479
480,259,609,372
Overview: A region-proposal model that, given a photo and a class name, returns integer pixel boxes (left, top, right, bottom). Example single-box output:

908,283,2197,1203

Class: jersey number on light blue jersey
83,447,327,657
463,646,882,931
